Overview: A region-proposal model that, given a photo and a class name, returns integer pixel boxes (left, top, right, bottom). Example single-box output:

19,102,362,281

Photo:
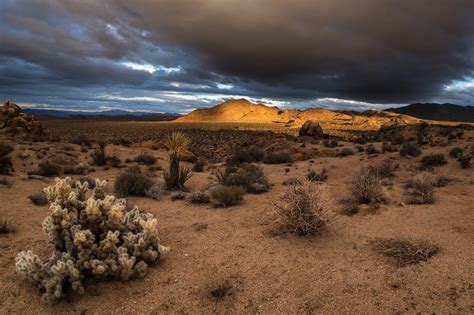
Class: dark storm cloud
1,0,474,112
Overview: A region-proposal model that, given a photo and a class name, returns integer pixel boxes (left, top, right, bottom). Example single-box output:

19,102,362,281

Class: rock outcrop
299,120,326,138
0,101,43,137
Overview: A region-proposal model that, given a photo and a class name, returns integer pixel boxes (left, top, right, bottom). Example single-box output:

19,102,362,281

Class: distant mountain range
24,108,179,120
385,103,474,122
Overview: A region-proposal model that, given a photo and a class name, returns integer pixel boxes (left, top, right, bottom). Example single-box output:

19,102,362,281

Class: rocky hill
175,99,420,130
385,103,474,122
1,101,44,138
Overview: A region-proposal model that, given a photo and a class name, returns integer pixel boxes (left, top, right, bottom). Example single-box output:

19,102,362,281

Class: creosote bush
372,238,440,267
217,163,270,194
0,143,14,175
210,185,245,207
114,173,154,197
349,166,388,204
273,179,332,235
15,178,169,303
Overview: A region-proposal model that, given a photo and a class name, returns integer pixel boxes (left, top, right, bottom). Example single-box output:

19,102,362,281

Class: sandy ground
0,130,473,314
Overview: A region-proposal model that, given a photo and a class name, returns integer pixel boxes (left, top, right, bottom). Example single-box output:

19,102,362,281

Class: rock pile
0,101,43,137
299,120,327,138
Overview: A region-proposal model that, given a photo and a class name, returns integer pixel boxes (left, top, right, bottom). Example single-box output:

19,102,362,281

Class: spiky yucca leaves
164,131,192,190
15,177,169,303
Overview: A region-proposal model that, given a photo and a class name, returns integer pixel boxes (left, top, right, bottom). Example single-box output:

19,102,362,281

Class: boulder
0,101,44,138
299,120,326,137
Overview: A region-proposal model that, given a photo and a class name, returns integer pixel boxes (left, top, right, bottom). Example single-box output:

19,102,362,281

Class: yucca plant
163,131,192,190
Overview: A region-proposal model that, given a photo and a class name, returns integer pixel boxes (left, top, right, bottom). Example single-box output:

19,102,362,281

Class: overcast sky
1,0,473,113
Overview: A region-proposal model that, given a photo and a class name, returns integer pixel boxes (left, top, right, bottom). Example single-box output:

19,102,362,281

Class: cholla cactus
15,177,169,303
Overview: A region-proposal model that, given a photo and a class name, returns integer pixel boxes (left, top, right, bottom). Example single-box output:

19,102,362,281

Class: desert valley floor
0,120,473,314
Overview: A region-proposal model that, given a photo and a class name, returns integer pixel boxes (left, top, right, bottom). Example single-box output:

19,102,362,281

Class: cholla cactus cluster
15,177,169,303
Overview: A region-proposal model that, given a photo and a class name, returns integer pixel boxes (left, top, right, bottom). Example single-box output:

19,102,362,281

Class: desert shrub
218,164,270,193
353,137,367,145
365,144,379,155
134,153,157,165
349,166,387,204
405,172,435,205
306,168,328,182
371,238,439,267
145,184,164,200
15,178,169,303
30,161,61,177
355,145,364,152
70,135,91,146
0,143,14,175
458,152,471,169
190,191,210,204
0,220,10,234
171,191,186,201
126,165,142,174
28,192,48,206
339,148,354,157
0,177,12,188
193,159,206,172
420,154,447,169
108,156,121,168
91,143,107,166
63,164,88,175
273,180,332,235
263,151,292,164
113,138,132,147
449,147,464,159
209,280,233,302
400,142,422,157
370,159,397,178
382,143,397,153
210,185,245,207
228,146,265,165
114,173,154,197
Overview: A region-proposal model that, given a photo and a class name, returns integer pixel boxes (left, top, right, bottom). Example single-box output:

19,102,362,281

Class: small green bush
210,185,245,207
114,173,154,197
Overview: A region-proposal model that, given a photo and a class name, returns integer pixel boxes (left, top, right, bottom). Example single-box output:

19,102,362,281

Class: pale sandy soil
0,127,473,314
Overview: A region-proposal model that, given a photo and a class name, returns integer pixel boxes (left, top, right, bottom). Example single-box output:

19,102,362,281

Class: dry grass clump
405,172,436,205
190,191,211,204
306,168,328,182
210,185,245,207
30,161,61,177
28,192,48,206
372,238,440,267
0,143,13,175
349,166,388,204
15,177,169,303
209,280,233,302
273,180,332,236
114,173,154,197
263,151,292,164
